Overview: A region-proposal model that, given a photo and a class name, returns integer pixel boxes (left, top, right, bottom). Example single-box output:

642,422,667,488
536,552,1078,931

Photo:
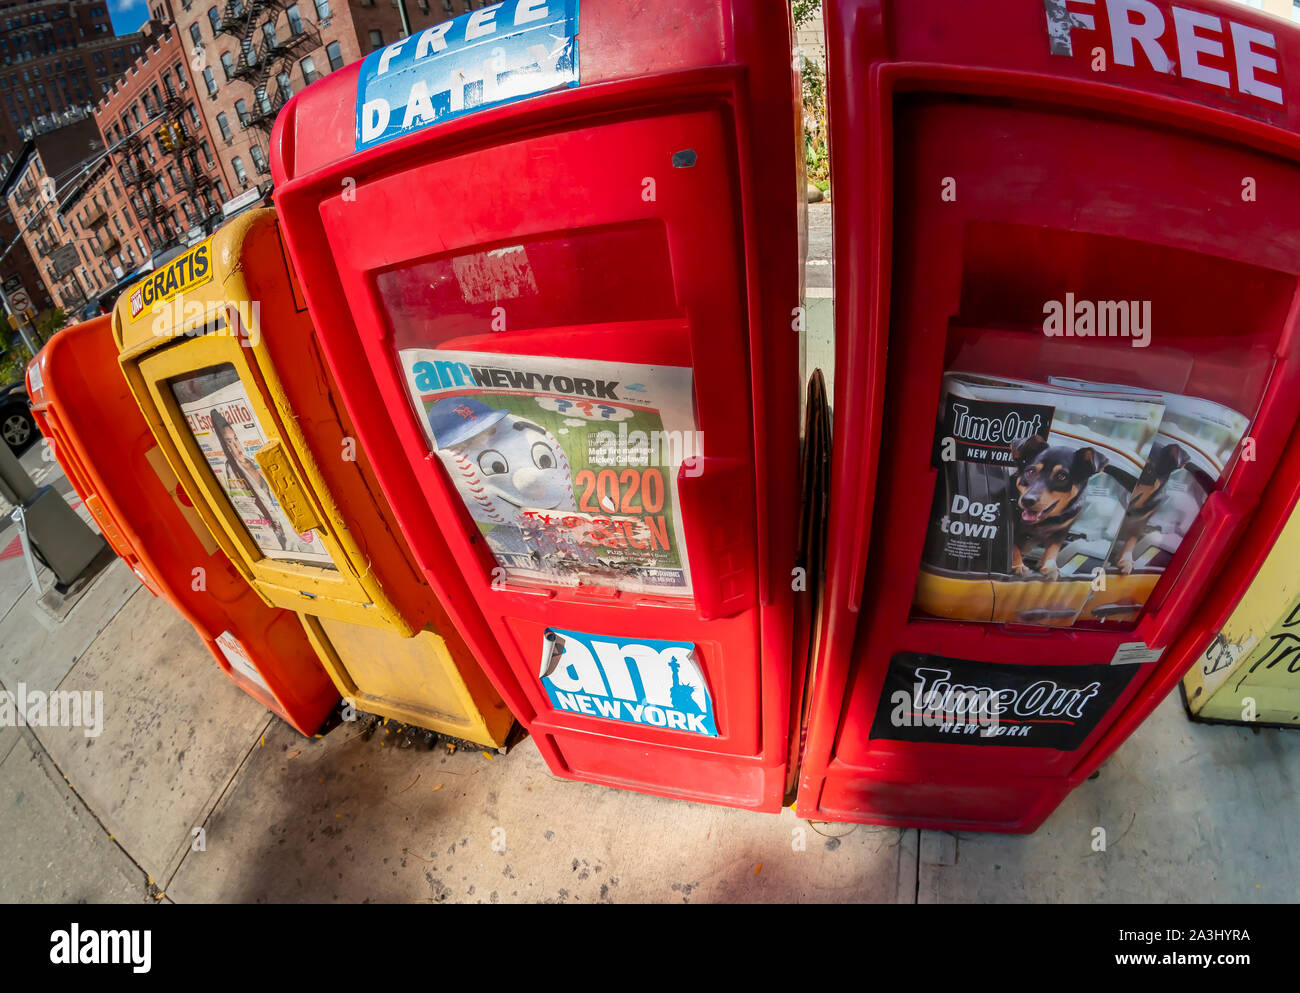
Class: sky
107,0,151,37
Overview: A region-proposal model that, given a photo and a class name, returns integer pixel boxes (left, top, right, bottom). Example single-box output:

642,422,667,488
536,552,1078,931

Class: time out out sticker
870,651,1138,750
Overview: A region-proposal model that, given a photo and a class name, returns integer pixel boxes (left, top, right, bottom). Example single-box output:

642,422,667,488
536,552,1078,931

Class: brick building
89,24,227,259
0,1,155,162
1,0,485,319
2,23,231,312
0,1,162,322
158,0,479,201
1,115,105,312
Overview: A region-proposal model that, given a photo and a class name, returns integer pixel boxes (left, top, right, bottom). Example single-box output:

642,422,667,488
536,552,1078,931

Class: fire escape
162,90,222,230
84,187,120,259
115,128,171,254
218,0,320,153
114,76,230,259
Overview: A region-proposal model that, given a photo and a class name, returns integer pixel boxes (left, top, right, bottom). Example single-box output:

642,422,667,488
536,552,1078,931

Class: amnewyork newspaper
400,349,698,597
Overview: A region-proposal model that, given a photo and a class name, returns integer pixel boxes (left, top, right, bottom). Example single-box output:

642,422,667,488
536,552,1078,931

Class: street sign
2,276,38,354
50,244,81,279
221,188,262,218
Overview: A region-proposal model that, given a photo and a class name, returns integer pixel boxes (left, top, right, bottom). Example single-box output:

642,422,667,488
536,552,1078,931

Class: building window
369,29,382,50
262,21,276,48
251,145,267,173
326,41,343,72
189,23,202,50
276,70,292,97
203,67,216,95
221,52,235,80
235,98,249,125
301,55,318,84
207,6,220,34
287,3,303,35
232,156,247,185
200,139,214,167
216,111,232,140
314,0,329,18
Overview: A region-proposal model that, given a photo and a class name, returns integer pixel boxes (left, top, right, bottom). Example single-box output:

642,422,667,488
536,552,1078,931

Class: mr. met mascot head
428,396,578,528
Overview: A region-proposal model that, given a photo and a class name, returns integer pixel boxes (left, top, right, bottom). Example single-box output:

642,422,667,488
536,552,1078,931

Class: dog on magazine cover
1009,434,1108,581
1111,441,1191,575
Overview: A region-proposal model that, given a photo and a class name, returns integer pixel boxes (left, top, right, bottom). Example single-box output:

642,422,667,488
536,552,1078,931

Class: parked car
0,378,35,454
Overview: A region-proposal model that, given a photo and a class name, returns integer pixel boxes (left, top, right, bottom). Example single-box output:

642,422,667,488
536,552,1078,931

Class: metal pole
0,433,37,505
14,320,37,355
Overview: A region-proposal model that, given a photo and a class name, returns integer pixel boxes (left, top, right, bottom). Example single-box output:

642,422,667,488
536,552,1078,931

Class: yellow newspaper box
1183,503,1300,728
113,210,513,746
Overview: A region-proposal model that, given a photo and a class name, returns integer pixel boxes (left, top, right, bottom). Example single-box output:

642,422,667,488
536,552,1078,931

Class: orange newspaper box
26,316,338,735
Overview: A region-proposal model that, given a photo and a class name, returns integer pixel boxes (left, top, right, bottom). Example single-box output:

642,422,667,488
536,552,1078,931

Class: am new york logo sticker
538,628,718,737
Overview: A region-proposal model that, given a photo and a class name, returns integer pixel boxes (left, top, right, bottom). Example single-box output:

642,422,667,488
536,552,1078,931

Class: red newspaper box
797,0,1300,831
270,0,803,809
27,317,338,736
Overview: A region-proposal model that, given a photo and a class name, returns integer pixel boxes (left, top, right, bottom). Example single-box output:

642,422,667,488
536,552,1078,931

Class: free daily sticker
538,628,718,737
355,0,579,152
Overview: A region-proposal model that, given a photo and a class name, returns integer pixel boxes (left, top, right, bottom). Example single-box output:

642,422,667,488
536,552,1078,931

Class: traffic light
157,122,185,152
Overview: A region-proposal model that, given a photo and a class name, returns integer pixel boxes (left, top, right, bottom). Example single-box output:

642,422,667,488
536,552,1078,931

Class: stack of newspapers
915,371,1249,627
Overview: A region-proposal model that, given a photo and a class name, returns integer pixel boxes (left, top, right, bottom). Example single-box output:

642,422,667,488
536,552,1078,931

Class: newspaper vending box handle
677,456,756,622
1137,490,1252,651
254,440,323,536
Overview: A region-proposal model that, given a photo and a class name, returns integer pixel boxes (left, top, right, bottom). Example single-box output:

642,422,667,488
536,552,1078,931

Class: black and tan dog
1112,442,1190,575
1009,434,1108,581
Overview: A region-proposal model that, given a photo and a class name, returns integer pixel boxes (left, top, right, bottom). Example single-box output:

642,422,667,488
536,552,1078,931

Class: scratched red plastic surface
797,0,1300,831
270,1,803,809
